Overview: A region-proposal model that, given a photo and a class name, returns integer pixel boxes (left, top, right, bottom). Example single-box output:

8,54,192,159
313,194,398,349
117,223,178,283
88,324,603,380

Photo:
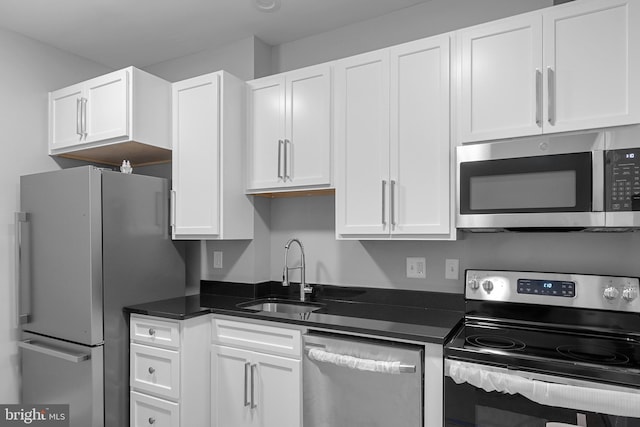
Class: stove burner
466,334,526,351
556,345,630,365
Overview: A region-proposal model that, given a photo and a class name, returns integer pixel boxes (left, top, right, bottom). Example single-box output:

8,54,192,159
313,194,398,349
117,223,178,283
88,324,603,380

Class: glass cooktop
445,321,640,387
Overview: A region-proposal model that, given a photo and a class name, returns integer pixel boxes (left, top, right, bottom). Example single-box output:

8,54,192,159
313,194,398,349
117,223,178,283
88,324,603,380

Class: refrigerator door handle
18,340,91,363
15,212,31,325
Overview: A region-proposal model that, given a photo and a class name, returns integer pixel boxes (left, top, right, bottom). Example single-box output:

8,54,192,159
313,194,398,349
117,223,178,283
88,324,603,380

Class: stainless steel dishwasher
303,331,424,427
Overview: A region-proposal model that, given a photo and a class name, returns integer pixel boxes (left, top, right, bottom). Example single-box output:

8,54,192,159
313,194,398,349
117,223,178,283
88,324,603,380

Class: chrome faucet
282,238,313,301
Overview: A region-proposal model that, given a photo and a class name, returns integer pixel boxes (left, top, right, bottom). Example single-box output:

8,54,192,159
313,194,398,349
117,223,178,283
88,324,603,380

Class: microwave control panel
605,148,640,211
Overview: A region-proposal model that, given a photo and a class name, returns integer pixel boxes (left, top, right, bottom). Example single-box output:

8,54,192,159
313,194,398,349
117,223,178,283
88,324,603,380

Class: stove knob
622,287,638,302
603,286,619,300
482,280,494,292
468,278,480,290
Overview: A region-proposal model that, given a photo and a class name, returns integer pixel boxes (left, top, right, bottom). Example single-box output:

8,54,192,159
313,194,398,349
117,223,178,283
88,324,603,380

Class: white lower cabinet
211,317,302,427
129,314,210,427
130,391,179,427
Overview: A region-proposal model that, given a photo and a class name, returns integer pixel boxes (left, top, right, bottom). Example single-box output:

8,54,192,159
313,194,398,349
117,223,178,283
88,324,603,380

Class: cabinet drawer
130,343,180,400
212,318,302,358
131,315,180,349
130,391,179,427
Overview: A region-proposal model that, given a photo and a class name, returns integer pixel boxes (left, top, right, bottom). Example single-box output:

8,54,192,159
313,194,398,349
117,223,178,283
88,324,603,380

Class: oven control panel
466,270,640,312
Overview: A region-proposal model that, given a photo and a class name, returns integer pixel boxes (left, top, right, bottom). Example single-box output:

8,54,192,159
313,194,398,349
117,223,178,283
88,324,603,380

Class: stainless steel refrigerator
16,166,185,427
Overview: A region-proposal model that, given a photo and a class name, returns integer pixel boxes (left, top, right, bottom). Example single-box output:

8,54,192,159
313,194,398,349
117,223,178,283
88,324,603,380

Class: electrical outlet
406,257,426,279
213,251,223,269
445,259,459,280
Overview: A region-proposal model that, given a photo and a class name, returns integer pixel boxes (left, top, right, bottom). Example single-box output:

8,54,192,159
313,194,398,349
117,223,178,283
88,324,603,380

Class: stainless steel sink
237,298,324,314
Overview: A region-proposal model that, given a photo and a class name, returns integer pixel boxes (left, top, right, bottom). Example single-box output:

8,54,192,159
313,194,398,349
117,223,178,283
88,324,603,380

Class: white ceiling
0,0,429,69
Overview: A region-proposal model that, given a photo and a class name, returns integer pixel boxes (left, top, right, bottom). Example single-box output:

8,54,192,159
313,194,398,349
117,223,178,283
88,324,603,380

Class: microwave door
457,146,605,230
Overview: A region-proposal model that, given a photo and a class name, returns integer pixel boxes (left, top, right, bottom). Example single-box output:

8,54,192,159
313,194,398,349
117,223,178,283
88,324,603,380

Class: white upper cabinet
457,0,640,143
171,71,253,240
390,36,452,237
335,35,455,240
335,49,390,237
49,67,172,166
246,64,332,193
543,0,640,133
457,13,542,142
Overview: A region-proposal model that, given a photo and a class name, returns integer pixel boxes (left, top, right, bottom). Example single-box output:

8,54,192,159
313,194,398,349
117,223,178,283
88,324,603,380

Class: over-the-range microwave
456,126,640,231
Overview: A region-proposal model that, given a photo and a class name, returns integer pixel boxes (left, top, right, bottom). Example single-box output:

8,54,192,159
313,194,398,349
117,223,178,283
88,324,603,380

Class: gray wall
0,27,111,403
143,35,272,83
271,0,552,73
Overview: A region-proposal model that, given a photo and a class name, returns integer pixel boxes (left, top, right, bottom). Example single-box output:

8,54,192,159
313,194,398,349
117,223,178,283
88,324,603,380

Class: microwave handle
592,150,605,212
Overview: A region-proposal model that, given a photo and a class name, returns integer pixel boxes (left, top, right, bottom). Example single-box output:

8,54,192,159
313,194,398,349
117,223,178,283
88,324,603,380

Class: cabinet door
84,68,129,143
284,65,332,188
253,352,301,427
130,391,179,427
211,345,253,427
543,0,640,132
458,13,543,142
390,35,452,237
247,76,286,190
130,343,180,400
49,82,84,151
172,74,221,238
335,50,391,237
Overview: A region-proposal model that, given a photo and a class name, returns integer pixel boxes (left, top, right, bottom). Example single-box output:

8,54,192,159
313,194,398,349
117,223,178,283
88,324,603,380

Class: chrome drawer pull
148,328,156,336
148,417,155,424
148,367,155,374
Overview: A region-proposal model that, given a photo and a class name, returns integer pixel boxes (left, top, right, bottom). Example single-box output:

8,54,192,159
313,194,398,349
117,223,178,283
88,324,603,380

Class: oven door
456,132,605,230
445,360,640,427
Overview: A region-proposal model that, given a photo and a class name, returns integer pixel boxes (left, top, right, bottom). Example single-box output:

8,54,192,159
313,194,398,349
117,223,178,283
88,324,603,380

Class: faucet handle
303,284,313,294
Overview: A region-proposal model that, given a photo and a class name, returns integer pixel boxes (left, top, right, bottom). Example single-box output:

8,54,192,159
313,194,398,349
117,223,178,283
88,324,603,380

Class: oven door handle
445,359,640,418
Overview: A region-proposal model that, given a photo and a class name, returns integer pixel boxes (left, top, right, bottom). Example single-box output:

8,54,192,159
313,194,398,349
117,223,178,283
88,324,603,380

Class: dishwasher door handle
305,346,416,374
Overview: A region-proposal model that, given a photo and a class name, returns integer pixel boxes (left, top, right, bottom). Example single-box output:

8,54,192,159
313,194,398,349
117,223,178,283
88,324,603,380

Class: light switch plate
445,259,459,280
213,251,223,269
406,257,426,279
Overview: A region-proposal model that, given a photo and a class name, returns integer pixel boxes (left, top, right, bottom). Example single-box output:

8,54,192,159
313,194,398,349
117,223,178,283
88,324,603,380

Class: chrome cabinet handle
148,367,155,374
170,190,176,228
244,362,251,407
76,98,83,136
277,140,284,179
15,212,31,325
148,328,156,336
18,340,90,363
250,364,258,409
381,181,387,226
81,97,88,138
148,417,155,425
535,69,542,127
547,66,555,125
284,139,291,181
390,180,396,228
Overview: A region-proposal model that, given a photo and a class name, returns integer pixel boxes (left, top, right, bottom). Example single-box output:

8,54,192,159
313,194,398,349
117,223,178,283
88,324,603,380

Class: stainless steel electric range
444,269,640,427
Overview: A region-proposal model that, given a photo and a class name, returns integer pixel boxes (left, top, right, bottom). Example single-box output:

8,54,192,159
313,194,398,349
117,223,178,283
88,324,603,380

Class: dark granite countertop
124,281,464,344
